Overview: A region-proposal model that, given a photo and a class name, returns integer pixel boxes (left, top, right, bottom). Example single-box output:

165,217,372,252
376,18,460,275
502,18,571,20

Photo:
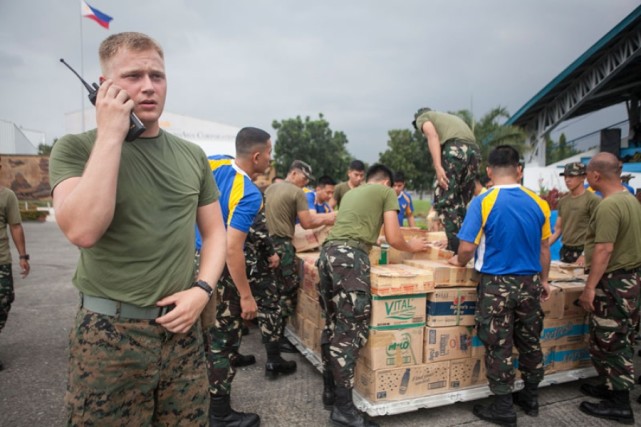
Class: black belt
80,293,174,320
324,239,371,254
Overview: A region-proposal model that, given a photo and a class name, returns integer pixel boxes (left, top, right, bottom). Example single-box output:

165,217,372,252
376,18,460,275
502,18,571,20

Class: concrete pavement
1,222,640,426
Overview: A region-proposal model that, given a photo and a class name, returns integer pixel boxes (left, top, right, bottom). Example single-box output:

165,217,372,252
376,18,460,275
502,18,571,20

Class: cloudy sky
0,1,638,162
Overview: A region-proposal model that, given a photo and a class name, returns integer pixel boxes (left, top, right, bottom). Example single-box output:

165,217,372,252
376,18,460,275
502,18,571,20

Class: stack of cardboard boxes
287,227,592,406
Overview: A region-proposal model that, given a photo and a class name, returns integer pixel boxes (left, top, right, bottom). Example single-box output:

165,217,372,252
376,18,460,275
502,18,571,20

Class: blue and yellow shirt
195,155,262,250
397,191,414,226
306,191,332,214
458,184,551,275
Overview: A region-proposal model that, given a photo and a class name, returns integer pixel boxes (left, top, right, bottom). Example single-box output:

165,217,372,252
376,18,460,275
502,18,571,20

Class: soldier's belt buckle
158,304,175,317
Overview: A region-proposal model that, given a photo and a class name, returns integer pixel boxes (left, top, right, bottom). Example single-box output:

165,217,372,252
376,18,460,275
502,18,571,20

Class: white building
65,110,240,157
0,119,41,154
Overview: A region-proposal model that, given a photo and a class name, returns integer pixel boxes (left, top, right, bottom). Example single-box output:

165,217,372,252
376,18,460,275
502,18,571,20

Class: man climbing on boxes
449,145,551,427
317,163,429,427
577,152,641,425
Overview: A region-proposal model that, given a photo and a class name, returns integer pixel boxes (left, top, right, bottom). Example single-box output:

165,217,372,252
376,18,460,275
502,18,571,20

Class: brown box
540,316,588,346
552,282,587,318
426,288,477,327
301,292,322,327
303,318,317,349
540,284,563,319
370,264,435,296
449,357,487,389
360,325,424,370
370,294,426,328
411,245,455,261
292,224,320,252
553,343,591,372
423,326,473,363
403,259,479,287
550,261,588,281
298,251,320,296
470,327,485,357
355,361,449,402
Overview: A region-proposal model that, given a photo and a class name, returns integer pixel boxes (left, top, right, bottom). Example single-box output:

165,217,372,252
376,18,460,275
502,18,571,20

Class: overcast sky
0,1,638,163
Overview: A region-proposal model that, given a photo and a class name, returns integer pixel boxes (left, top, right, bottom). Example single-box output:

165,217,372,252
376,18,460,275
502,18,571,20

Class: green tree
38,142,54,155
545,132,579,165
378,129,434,197
465,106,529,165
272,114,352,180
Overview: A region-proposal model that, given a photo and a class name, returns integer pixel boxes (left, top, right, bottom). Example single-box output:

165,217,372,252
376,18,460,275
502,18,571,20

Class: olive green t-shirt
332,181,352,209
584,191,641,272
264,181,309,239
415,111,476,145
49,129,219,306
327,183,399,246
557,190,600,247
0,187,22,265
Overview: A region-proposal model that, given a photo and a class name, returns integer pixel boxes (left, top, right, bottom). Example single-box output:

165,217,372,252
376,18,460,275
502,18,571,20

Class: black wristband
19,254,30,261
191,280,214,299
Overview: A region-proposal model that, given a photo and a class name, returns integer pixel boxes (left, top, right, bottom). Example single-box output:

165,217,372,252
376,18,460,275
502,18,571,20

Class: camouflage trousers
206,271,243,396
247,256,282,344
0,264,14,334
559,244,583,264
272,237,301,330
476,274,545,395
65,308,208,426
588,268,641,391
433,139,480,253
317,243,371,389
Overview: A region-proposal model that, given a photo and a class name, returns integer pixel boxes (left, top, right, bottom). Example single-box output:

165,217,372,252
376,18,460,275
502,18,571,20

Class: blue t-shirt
306,191,332,213
397,191,414,226
458,184,551,275
195,155,262,250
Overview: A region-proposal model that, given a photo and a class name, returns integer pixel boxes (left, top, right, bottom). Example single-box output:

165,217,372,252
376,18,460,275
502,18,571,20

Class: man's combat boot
330,386,379,427
279,336,298,353
321,344,335,409
473,393,517,427
229,352,256,368
580,382,612,399
209,394,260,427
264,342,297,378
513,381,539,416
579,390,635,425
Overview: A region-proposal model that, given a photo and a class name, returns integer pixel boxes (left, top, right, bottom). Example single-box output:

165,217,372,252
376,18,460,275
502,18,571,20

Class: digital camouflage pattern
476,274,545,395
272,237,300,327
207,270,243,396
246,209,282,344
432,140,480,253
317,243,371,389
0,264,14,333
65,309,208,426
589,269,641,391
560,244,583,264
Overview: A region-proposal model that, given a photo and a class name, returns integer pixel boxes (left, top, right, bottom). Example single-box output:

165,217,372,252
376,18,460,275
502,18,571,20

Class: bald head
587,152,620,180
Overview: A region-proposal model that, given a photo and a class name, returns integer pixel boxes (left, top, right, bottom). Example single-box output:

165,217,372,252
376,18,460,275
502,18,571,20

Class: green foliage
379,129,435,196
545,133,580,165
20,209,48,221
38,143,53,156
271,114,352,180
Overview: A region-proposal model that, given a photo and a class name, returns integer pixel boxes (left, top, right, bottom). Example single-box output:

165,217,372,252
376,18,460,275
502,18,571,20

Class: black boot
330,386,378,427
0,359,3,371
241,324,250,336
513,381,539,416
321,344,335,409
230,352,256,367
580,382,612,399
209,394,260,427
473,394,517,427
579,390,635,425
279,336,298,353
264,342,296,379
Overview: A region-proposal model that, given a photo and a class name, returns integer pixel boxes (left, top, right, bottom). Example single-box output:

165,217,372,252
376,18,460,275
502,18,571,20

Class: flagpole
79,6,86,132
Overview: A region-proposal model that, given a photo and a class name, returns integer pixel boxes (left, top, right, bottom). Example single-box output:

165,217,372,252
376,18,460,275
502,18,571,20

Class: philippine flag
81,0,113,29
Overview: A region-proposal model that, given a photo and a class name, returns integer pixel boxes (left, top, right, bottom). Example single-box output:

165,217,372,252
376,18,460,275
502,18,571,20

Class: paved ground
1,221,641,426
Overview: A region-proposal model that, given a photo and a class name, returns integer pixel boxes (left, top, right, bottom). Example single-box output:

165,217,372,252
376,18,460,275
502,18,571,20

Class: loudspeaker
600,128,621,156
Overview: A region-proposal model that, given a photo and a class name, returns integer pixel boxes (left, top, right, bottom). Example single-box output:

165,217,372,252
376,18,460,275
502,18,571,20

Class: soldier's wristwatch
191,280,214,299
19,254,30,261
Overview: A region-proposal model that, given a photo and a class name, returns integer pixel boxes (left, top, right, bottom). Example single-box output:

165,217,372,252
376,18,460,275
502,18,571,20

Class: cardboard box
411,245,455,261
355,361,449,402
423,326,473,362
470,329,485,357
360,325,424,370
403,259,479,287
298,251,320,295
540,316,588,346
370,294,426,328
426,288,477,327
303,318,317,349
300,292,322,327
550,261,587,281
293,224,320,252
552,282,587,319
370,264,435,296
553,343,591,372
449,357,487,389
540,284,563,319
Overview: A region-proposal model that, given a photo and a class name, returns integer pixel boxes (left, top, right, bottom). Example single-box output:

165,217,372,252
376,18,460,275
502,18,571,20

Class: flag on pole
81,0,113,29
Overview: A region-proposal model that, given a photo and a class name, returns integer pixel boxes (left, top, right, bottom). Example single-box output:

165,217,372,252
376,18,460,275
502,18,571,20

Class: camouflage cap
560,162,586,176
290,160,315,180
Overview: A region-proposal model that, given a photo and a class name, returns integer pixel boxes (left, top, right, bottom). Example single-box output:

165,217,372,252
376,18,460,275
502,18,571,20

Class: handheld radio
59,58,146,142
